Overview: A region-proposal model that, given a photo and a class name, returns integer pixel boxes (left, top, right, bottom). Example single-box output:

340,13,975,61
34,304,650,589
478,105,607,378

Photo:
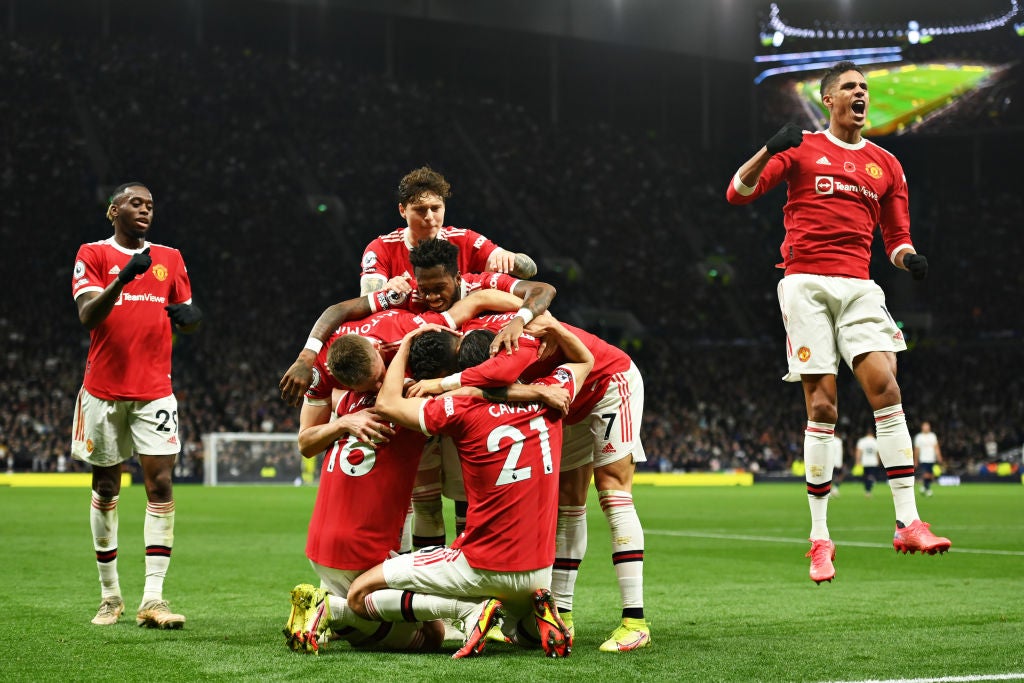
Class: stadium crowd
2,35,1022,482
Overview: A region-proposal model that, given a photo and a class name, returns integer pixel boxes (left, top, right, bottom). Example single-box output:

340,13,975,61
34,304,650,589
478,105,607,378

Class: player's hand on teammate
339,409,394,444
491,317,525,356
765,123,804,155
384,274,413,295
532,384,571,416
117,247,152,284
165,303,203,328
279,353,316,406
902,253,928,280
486,249,517,274
406,378,445,398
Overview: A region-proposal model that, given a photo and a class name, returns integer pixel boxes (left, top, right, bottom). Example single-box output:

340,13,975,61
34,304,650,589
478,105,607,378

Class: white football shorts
383,546,551,621
71,388,181,466
777,274,907,383
561,361,646,472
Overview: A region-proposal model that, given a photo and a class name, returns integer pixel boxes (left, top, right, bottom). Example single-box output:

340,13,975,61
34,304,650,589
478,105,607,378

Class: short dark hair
819,60,863,97
110,181,149,203
409,238,460,278
397,166,451,205
458,329,496,370
409,331,460,380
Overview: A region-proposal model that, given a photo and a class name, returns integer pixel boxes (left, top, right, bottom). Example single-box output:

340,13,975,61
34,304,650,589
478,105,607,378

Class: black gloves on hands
117,247,152,284
165,303,203,328
766,123,804,155
903,253,928,281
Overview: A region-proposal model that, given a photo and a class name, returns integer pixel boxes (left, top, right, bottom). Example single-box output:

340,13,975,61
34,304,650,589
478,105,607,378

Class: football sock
804,421,835,539
362,588,476,625
551,504,587,612
875,405,920,524
398,505,414,553
90,491,120,600
142,500,174,604
599,490,645,617
411,482,445,548
453,500,468,537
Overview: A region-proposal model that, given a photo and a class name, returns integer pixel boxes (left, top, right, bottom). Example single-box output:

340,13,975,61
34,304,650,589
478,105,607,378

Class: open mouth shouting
851,99,867,121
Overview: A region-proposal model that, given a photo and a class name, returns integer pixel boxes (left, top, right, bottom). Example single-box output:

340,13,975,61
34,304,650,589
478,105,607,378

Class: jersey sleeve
459,343,538,388
725,153,790,205
878,158,914,264
304,347,340,404
456,229,500,271
169,249,193,305
72,244,105,299
360,237,390,286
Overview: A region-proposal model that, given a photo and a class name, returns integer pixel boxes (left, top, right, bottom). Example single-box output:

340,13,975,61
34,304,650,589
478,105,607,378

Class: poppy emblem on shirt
843,161,856,173
815,177,833,194
865,162,883,179
797,346,811,362
153,264,168,281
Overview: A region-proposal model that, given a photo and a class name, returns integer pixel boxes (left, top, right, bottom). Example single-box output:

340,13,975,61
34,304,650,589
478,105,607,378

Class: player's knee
347,588,370,619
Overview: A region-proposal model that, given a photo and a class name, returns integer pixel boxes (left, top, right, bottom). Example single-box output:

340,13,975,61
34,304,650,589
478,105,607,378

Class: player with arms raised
725,60,950,583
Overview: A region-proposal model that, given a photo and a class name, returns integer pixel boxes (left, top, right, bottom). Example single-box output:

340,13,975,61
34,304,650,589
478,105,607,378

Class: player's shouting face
823,69,869,131
399,191,446,242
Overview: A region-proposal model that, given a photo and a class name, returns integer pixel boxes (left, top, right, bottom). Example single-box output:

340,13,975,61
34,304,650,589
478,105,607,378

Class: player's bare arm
76,248,153,330
373,331,429,432
490,279,556,356
278,295,376,406
297,405,394,457
446,289,523,327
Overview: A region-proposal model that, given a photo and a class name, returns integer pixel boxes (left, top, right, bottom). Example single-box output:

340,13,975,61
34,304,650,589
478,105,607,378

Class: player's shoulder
376,228,406,244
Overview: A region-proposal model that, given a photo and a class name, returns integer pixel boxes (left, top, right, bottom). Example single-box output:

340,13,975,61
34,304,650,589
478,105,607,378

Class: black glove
117,247,152,284
903,253,928,281
165,303,203,327
765,123,804,154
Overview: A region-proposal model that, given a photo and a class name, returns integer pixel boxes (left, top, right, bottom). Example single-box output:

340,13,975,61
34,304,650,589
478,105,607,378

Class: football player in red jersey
359,166,536,297
345,322,593,659
726,61,950,583
72,182,202,629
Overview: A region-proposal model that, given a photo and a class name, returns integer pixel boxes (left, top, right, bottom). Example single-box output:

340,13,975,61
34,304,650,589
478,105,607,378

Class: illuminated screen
754,1,1023,138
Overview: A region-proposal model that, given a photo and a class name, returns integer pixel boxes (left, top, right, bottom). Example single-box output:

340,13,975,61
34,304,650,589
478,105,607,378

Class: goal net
202,432,318,486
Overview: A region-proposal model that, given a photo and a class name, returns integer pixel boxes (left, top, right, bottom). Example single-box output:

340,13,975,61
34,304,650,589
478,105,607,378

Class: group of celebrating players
276,166,652,658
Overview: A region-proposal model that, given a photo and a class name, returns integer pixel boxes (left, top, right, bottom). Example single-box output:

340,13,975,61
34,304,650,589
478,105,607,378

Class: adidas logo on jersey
815,156,831,165
601,443,617,454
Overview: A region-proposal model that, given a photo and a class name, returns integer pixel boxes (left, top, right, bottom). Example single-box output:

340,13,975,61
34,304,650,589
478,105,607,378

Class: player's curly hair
409,331,460,380
819,60,864,97
397,166,451,205
458,329,496,370
409,238,459,278
105,181,150,222
326,334,377,388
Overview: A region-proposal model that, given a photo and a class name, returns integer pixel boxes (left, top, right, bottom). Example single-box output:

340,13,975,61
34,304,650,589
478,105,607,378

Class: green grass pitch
2,481,1022,681
800,63,994,136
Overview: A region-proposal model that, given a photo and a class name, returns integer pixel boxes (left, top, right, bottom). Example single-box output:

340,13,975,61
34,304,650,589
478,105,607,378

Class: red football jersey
459,314,630,425
360,227,500,286
726,129,913,279
72,238,192,401
418,367,578,571
305,390,427,570
304,309,455,402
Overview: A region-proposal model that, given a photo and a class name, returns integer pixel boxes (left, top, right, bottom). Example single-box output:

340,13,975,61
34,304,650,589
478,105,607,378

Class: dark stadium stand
1,19,1021,480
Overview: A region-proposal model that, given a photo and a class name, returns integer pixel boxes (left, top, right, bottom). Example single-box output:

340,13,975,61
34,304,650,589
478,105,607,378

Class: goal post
202,432,316,486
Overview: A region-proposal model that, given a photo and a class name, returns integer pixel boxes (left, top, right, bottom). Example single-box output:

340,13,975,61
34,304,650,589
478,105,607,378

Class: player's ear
398,202,407,220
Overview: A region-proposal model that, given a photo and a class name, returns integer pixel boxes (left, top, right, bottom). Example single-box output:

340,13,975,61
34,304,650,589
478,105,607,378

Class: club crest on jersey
74,260,86,278
153,264,168,281
814,176,834,195
86,439,94,453
865,162,883,179
797,346,811,362
362,251,378,270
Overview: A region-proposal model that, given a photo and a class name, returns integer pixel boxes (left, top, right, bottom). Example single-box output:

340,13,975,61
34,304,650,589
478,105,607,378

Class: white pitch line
646,529,1024,556
821,674,1024,683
